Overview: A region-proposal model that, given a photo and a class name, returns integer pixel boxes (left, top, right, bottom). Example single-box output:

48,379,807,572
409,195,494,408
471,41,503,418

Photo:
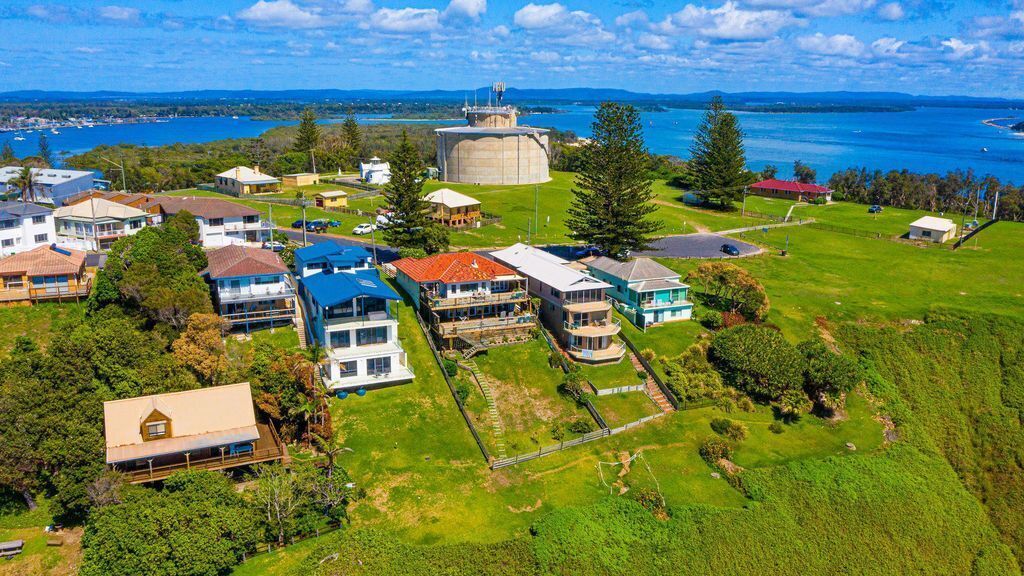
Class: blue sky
0,0,1022,96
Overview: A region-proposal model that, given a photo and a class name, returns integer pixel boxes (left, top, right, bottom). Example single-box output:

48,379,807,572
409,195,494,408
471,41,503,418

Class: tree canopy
709,325,805,403
689,96,749,206
381,131,449,254
565,102,662,257
685,261,770,321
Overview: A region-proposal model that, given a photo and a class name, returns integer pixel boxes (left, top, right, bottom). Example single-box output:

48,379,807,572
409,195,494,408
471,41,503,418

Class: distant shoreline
981,117,1016,130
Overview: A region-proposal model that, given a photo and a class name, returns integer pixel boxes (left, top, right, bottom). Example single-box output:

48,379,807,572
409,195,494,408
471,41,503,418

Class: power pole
534,185,539,237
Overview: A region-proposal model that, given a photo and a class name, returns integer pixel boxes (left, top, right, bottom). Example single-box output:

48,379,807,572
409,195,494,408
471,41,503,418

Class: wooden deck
118,422,288,484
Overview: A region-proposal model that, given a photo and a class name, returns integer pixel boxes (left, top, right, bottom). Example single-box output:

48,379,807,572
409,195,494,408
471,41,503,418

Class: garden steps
629,352,674,413
461,359,507,459
293,298,308,350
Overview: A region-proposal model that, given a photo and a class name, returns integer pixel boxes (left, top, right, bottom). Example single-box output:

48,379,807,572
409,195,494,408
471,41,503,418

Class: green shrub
636,370,648,381
640,347,656,362
710,418,748,441
661,342,726,402
699,309,724,330
699,436,733,465
629,487,668,518
550,424,565,442
398,247,428,259
455,380,472,403
768,421,785,434
709,325,806,401
442,359,458,378
737,396,755,412
568,419,596,434
798,338,861,409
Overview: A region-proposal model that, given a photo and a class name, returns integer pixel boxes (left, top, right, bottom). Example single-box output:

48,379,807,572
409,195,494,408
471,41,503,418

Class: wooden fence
534,322,608,429
239,521,344,563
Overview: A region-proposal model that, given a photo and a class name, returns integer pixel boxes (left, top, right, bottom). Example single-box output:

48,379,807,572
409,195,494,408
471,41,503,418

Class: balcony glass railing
563,317,621,333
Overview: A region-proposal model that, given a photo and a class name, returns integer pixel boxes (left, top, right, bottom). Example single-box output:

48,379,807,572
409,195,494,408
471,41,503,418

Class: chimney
254,165,261,174
235,167,240,180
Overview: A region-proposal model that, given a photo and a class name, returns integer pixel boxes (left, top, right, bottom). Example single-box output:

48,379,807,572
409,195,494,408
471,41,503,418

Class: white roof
54,198,148,220
360,159,389,170
0,166,94,186
216,166,280,184
424,188,480,209
491,243,611,293
910,216,957,232
316,190,349,199
103,383,258,463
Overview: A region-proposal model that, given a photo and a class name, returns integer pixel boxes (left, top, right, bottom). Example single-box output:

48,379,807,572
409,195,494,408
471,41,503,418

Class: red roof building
749,179,833,202
391,252,533,352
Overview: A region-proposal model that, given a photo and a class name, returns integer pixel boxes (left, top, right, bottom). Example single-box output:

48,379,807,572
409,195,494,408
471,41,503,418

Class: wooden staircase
629,352,673,413
293,300,308,350
462,359,506,459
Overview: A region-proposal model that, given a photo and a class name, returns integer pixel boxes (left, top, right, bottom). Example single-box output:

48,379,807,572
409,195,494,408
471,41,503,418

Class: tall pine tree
293,107,321,155
381,131,448,254
37,134,54,168
689,96,748,206
1,141,15,163
341,110,362,169
565,102,661,258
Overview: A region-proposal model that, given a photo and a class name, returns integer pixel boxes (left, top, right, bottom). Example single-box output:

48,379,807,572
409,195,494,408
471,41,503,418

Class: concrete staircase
629,352,674,413
462,359,507,459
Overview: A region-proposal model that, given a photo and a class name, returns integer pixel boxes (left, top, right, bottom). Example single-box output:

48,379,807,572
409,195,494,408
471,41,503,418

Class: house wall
44,175,96,206
283,174,319,187
315,196,348,209
909,225,956,243
55,215,146,251
0,213,56,256
197,215,270,247
395,271,422,309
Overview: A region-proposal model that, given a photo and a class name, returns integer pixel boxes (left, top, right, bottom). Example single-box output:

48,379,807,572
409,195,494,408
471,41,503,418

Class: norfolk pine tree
382,131,449,253
341,110,363,169
689,96,748,206
293,107,321,155
565,102,661,258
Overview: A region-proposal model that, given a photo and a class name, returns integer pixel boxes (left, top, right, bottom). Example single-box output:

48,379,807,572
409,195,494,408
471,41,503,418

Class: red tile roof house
749,179,833,203
144,197,272,247
200,245,296,333
392,252,534,354
0,244,91,305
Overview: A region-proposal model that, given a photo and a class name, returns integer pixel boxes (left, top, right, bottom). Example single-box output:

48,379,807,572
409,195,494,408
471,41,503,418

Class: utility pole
741,186,748,217
369,217,379,266
534,185,539,237
100,156,127,192
527,217,532,245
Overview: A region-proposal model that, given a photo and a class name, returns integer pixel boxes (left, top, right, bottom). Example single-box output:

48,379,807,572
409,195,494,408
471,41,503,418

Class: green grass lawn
589,392,661,428
470,339,594,453
657,220,1024,340
0,497,80,576
614,311,708,379
0,303,84,358
577,350,644,392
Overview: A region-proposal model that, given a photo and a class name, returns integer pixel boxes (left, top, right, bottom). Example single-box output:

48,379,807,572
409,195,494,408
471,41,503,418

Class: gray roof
0,200,53,219
586,256,681,282
435,126,549,135
635,278,690,292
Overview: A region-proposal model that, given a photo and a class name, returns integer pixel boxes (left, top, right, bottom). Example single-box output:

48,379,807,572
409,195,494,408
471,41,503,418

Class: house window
367,356,392,375
1,239,14,248
129,220,143,229
254,276,279,285
550,288,561,298
356,326,388,346
243,215,259,224
921,230,932,238
337,361,358,377
329,330,351,348
34,234,48,243
209,218,224,227
32,215,46,224
146,421,167,438
0,219,17,230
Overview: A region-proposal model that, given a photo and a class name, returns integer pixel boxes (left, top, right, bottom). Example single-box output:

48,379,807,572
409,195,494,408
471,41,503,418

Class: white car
352,223,376,235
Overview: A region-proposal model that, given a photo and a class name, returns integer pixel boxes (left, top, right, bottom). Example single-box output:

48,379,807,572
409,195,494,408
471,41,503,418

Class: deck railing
422,289,527,310
435,314,534,337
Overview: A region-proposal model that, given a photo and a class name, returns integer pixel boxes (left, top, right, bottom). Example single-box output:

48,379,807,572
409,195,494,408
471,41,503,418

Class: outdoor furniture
0,540,24,559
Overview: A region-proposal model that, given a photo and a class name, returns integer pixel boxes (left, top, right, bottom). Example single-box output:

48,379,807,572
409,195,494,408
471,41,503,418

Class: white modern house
53,198,148,251
0,167,96,206
214,166,280,195
301,270,414,390
908,216,958,243
147,197,272,247
359,157,391,186
0,201,56,256
492,243,624,364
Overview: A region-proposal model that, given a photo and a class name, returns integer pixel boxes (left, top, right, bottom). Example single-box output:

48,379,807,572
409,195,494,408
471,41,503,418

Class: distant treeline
828,167,1024,223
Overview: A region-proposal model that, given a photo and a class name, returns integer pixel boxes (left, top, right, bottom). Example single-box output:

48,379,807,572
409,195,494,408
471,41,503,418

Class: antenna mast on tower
492,81,506,106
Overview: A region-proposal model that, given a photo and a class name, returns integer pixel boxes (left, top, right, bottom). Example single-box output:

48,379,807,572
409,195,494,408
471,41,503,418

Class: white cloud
237,0,320,28
325,41,342,50
530,50,561,63
98,5,140,22
871,37,905,56
637,33,672,50
444,0,486,20
797,32,864,57
513,3,566,29
658,2,803,41
744,0,876,17
341,0,374,14
74,46,104,54
490,24,510,37
941,37,977,59
615,10,648,28
364,7,440,32
876,2,904,20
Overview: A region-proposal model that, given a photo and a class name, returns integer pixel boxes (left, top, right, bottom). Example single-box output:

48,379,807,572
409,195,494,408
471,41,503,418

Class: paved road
280,229,400,262
636,233,761,259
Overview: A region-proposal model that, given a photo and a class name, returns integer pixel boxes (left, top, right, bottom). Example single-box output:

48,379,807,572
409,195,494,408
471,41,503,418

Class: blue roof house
293,242,373,279
584,256,693,329
300,269,414,390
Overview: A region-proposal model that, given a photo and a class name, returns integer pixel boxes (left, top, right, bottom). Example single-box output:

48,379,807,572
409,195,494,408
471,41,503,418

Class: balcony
222,220,273,232
0,277,92,304
422,289,528,310
435,313,535,337
220,306,295,326
563,317,621,337
637,297,692,310
324,310,395,328
563,297,613,313
117,422,288,484
217,284,295,303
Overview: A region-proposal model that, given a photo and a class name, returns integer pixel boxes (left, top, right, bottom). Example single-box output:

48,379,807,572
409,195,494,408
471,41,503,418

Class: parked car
573,245,602,258
290,219,305,229
262,241,285,252
307,222,326,233
720,243,741,256
868,205,883,213
352,223,376,235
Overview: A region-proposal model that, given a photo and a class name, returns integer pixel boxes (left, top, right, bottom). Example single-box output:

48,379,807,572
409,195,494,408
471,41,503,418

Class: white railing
325,310,393,327
563,317,621,332
568,341,626,359
436,314,534,336
222,221,273,232
218,285,295,302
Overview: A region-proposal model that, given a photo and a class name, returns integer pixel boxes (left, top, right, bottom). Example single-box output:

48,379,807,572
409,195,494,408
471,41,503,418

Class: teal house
584,256,693,329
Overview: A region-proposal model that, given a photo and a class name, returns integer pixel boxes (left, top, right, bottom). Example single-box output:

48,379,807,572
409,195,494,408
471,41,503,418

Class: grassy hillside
841,311,1024,566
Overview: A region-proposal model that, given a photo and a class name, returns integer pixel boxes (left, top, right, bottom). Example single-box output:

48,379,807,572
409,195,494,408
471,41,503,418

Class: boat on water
981,147,989,152
232,115,239,119
13,136,25,141
50,129,60,135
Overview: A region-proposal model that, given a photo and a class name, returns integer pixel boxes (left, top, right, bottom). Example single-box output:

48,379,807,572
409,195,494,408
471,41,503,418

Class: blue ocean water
5,106,1022,183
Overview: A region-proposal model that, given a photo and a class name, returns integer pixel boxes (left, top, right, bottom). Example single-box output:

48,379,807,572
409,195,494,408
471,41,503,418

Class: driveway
636,233,761,259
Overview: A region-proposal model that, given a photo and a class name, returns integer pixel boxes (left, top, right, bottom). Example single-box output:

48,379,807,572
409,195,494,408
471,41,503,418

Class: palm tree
10,167,37,203
311,432,352,479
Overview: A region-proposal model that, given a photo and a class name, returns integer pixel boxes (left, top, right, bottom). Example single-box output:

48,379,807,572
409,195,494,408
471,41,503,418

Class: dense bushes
685,261,770,321
709,325,804,401
710,418,748,441
699,436,733,465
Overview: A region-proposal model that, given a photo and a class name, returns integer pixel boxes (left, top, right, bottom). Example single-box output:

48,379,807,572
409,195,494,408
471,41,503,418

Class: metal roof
491,243,611,293
910,216,957,231
302,270,399,308
585,256,683,283
0,200,52,219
